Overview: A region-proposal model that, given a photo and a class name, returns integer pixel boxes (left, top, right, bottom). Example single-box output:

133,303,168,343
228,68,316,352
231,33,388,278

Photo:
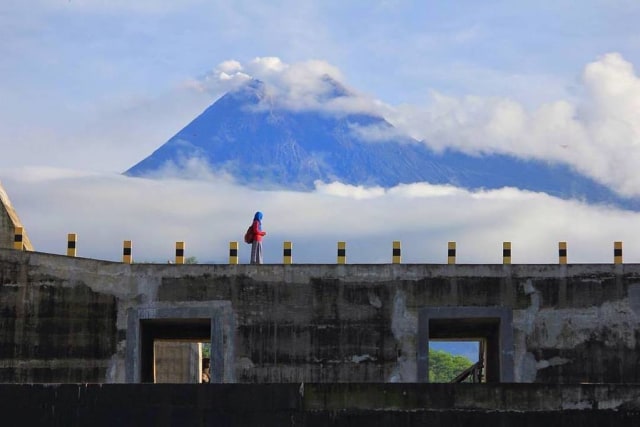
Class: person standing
250,211,267,264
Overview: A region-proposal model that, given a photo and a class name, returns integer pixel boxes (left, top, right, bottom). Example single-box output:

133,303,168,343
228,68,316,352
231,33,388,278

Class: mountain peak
124,83,640,210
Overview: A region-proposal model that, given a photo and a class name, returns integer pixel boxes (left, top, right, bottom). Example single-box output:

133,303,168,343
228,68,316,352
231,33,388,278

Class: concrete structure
4,182,640,423
2,247,640,385
0,181,33,251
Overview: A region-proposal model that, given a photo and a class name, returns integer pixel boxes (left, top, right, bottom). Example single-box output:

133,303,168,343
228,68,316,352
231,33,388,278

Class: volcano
125,79,640,210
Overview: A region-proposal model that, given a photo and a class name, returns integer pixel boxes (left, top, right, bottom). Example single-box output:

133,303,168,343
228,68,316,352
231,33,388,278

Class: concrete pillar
392,241,401,264
448,241,456,264
614,241,623,264
123,240,132,264
502,242,511,265
283,241,292,264
558,241,567,265
175,241,185,265
67,233,77,257
229,241,238,264
337,241,346,264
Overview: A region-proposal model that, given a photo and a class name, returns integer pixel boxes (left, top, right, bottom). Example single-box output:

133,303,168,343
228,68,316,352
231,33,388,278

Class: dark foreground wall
1,383,639,427
2,248,640,384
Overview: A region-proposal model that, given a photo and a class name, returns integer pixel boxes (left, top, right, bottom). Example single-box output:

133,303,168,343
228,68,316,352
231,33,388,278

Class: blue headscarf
253,211,263,230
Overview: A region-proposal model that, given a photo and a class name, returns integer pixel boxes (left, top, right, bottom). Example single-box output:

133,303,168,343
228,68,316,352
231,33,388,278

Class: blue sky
2,0,640,266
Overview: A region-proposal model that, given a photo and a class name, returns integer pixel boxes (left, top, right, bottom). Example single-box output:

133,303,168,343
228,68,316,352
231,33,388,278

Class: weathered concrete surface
2,248,640,384
0,383,639,426
0,181,32,251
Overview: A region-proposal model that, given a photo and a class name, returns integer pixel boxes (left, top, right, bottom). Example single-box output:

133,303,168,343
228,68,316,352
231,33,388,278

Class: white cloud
383,53,640,197
192,57,376,115
248,57,288,74
214,60,243,75
1,168,636,265
314,181,386,200
132,157,238,183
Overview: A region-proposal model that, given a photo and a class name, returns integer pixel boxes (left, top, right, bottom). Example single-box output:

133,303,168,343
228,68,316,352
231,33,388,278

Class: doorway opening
417,307,513,383
126,304,229,383
140,318,211,383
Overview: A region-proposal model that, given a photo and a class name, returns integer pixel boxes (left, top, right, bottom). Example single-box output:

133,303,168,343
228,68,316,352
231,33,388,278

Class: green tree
201,342,211,358
428,349,474,383
185,256,198,264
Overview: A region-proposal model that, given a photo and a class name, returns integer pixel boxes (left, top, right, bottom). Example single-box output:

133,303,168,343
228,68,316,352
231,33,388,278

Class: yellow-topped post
392,241,401,264
503,241,511,265
337,241,346,264
283,241,293,264
175,241,185,265
448,241,456,265
67,233,77,257
229,241,238,265
558,241,567,265
13,227,24,251
614,241,623,264
123,240,133,264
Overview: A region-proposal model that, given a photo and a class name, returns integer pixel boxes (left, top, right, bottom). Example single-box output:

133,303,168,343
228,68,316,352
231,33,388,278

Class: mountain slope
125,80,640,210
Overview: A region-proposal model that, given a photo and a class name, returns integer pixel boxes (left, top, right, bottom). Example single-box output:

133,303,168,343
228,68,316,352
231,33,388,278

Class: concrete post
123,240,132,264
283,241,292,264
229,241,238,265
67,233,77,257
13,226,24,251
503,242,511,265
558,241,567,265
175,241,185,265
448,241,456,264
614,241,623,264
337,241,346,264
392,241,401,264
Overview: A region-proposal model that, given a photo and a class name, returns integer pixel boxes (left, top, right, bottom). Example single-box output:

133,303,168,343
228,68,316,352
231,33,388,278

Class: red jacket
252,219,266,242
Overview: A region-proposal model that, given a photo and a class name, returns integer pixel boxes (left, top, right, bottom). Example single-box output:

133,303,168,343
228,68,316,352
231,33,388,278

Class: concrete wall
1,383,639,426
2,248,640,384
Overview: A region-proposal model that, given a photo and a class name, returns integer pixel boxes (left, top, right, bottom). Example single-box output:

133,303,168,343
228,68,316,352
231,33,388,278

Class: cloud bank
2,168,637,265
387,53,640,197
